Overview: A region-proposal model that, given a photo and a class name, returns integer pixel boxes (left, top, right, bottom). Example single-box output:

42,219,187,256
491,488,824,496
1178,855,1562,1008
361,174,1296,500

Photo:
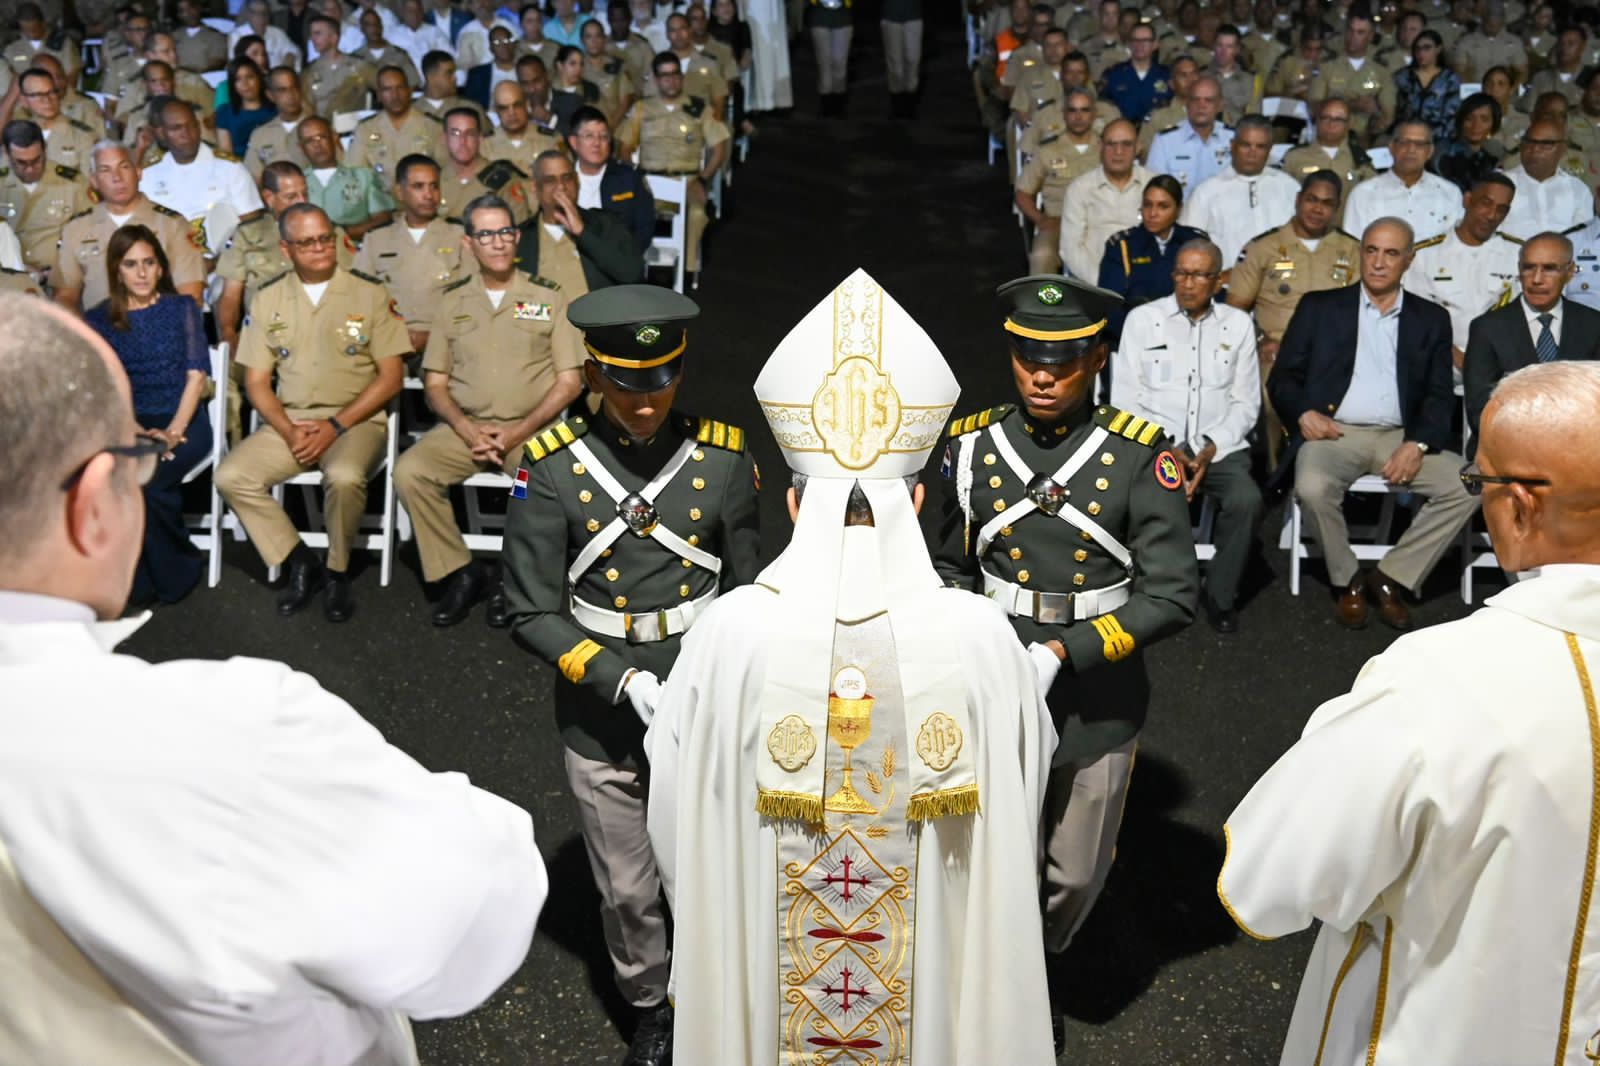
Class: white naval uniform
1564,216,1600,311
1219,565,1600,1066
1500,165,1593,243
1405,227,1521,351
139,143,265,254
1144,119,1235,190
1341,169,1463,244
1179,165,1300,266
0,592,547,1066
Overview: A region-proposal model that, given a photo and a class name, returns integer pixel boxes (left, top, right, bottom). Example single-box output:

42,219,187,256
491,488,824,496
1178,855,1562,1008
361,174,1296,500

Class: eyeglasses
470,225,519,243
289,232,338,249
1173,270,1219,281
1523,137,1564,148
1391,137,1431,148
59,437,168,491
1459,460,1551,496
1519,262,1572,276
573,130,610,141
21,88,58,98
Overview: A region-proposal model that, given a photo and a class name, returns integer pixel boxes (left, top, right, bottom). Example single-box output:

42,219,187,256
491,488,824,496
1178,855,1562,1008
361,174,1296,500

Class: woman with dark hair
1481,65,1529,151
215,56,277,157
1436,91,1505,190
579,18,634,126
1393,29,1461,144
549,43,601,132
1096,174,1208,345
708,0,758,133
83,225,212,606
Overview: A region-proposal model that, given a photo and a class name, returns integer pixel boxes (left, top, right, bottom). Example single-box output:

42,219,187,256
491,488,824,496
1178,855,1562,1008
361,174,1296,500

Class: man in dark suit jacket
567,105,656,256
464,27,521,107
515,150,645,289
1464,230,1600,453
1270,217,1477,631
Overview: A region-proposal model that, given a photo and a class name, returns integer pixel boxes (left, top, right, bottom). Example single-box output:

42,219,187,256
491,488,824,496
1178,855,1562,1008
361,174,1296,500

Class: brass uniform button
984,453,997,465
1073,573,1086,586
1081,530,1094,542
689,507,702,521
601,548,613,558
1009,547,1023,560
692,477,706,490
1000,525,1014,537
619,438,630,447
1017,569,1030,583
579,490,593,503
1095,477,1109,490
1022,423,1033,434
572,462,586,475
682,558,693,568
993,499,1007,512
605,568,620,581
1087,501,1102,516
614,595,628,608
688,533,700,546
1054,426,1067,436
1074,549,1088,562
586,518,601,532
679,584,691,597
692,449,705,461
989,475,1002,488
1101,452,1115,465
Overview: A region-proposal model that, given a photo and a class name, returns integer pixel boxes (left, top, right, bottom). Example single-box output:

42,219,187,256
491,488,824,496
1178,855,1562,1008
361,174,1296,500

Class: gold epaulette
691,415,745,452
1413,233,1446,250
948,404,1015,437
524,418,588,461
1095,404,1165,446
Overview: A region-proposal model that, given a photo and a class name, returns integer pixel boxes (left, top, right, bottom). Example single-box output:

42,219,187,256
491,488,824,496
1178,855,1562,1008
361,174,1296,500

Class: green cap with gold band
997,273,1121,364
568,284,701,392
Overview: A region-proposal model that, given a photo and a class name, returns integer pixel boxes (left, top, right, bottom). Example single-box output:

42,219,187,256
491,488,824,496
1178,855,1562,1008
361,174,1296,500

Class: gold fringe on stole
906,783,981,822
755,789,825,825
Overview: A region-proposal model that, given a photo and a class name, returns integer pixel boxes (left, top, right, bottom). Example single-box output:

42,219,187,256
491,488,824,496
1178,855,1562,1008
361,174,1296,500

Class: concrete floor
121,13,1492,1064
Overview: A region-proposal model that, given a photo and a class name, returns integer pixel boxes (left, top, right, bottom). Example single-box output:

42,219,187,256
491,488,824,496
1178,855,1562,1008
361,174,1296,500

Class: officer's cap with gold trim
569,284,699,392
999,273,1121,364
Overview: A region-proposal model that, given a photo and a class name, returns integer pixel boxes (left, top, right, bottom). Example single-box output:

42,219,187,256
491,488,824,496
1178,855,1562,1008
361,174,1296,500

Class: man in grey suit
1464,230,1600,453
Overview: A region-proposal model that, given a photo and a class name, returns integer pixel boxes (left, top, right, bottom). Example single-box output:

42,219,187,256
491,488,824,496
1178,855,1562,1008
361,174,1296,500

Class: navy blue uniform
1095,221,1209,346
1098,60,1172,125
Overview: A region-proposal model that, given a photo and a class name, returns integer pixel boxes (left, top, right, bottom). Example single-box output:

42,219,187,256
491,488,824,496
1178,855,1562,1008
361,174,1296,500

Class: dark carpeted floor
119,11,1493,1064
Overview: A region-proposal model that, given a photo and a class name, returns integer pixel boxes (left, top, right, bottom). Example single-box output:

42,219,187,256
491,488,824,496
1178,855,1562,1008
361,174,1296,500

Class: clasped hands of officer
289,419,340,464
1170,440,1216,501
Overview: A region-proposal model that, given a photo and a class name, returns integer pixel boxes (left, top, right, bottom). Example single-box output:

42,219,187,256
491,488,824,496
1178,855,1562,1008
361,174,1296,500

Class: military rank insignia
510,468,529,500
1155,450,1183,491
514,301,552,321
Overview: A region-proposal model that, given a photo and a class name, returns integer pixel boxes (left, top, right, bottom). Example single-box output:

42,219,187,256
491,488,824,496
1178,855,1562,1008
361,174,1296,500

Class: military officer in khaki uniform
1016,90,1101,274
1137,55,1197,156
1227,169,1358,460
246,68,313,182
485,82,563,175
417,52,488,129
661,15,729,114
395,192,586,626
352,154,476,353
617,51,729,274
214,203,408,623
581,20,638,126
1280,97,1374,200
14,70,97,173
1007,27,1070,126
0,263,41,295
437,107,534,223
0,120,92,276
344,68,444,184
54,144,206,312
1309,12,1395,145
300,16,378,119
119,33,216,123
1240,5,1286,77
1452,6,1528,82
15,54,106,138
1264,26,1331,99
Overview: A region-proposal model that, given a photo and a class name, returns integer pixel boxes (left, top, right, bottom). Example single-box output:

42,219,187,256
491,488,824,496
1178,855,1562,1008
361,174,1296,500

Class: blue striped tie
1537,312,1560,363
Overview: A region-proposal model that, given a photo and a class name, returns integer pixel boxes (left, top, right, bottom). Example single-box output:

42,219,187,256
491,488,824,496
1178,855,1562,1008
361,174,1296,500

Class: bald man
1221,360,1600,1066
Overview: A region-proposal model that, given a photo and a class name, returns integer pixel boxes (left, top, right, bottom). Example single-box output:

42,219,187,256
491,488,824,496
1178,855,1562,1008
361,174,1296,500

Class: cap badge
1037,283,1064,305
635,324,661,345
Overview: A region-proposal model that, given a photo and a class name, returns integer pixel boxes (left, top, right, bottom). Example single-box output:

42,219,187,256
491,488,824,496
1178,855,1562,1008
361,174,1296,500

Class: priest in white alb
644,269,1057,1066
1219,360,1600,1065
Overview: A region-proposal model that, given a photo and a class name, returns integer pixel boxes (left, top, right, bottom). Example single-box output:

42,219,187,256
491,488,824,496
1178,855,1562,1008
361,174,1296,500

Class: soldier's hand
291,419,336,464
1184,444,1215,501
471,425,507,466
550,186,584,235
408,329,429,353
1298,410,1343,441
1258,338,1280,367
1380,441,1425,486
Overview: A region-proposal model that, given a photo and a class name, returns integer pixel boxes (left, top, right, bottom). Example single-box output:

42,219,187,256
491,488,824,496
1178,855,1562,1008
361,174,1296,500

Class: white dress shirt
1335,285,1404,426
1180,165,1300,266
577,163,605,208
1405,227,1520,349
0,596,547,1066
1110,294,1261,457
394,20,454,71
1500,165,1592,241
1565,215,1600,311
138,143,265,254
1342,170,1463,244
1058,162,1153,281
1524,294,1563,348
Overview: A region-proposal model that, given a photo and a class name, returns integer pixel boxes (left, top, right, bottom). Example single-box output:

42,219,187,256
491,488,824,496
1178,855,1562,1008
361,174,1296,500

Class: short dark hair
1,119,43,152
376,64,410,84
652,50,681,75
1469,171,1517,196
277,201,330,241
17,68,54,92
462,193,513,232
15,2,44,21
555,43,582,65
569,104,608,133
307,13,341,33
142,59,174,81
1456,91,1502,135
517,53,548,73
394,152,439,185
443,105,482,132
1301,167,1344,199
260,159,305,193
422,49,455,76
1145,172,1185,208
1061,49,1089,66
1214,22,1241,40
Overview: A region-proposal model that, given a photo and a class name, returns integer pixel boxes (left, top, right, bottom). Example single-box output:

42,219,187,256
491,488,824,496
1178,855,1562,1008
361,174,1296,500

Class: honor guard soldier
933,274,1197,1051
0,119,93,277
344,67,445,184
502,284,760,1066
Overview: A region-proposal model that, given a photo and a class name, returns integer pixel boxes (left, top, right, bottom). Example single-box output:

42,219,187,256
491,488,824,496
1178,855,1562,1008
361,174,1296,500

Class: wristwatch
1413,441,1430,454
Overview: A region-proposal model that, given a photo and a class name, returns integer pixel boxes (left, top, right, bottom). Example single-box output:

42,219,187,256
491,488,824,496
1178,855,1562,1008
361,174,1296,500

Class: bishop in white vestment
646,269,1056,1066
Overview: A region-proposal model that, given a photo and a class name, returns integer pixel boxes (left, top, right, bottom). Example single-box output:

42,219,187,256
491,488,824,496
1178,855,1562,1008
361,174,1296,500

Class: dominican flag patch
511,469,529,500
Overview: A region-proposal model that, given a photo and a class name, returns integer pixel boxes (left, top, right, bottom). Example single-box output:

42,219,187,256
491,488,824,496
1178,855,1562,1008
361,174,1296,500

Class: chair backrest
202,16,235,33
1459,81,1482,99
201,69,228,89
644,173,687,292
1259,96,1311,122
183,343,231,485
1366,146,1394,170
0,838,201,1066
1269,142,1291,166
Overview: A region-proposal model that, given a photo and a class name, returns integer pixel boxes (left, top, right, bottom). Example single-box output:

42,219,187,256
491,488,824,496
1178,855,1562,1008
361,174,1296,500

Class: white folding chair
1269,142,1292,167
261,406,402,587
182,343,234,588
1281,474,1406,595
644,173,688,294
1456,392,1499,603
1193,495,1218,562
1367,146,1394,170
1259,96,1311,122
460,472,516,551
203,16,236,33
201,69,228,89
1459,81,1482,99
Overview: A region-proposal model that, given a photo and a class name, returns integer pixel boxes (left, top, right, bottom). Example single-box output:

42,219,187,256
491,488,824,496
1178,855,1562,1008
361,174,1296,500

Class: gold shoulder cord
1556,632,1600,1066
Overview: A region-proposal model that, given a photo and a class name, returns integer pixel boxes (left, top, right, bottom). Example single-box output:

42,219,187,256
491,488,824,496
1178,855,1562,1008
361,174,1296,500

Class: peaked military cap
569,284,700,392
997,274,1121,363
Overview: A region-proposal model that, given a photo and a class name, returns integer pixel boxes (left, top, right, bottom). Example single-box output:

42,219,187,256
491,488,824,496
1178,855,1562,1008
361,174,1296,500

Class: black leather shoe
430,563,484,627
276,556,326,616
622,1001,673,1066
1204,597,1239,634
323,571,354,623
483,577,509,628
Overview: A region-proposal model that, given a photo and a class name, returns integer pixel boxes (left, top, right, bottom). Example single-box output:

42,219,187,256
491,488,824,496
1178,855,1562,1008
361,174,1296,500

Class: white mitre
751,269,975,824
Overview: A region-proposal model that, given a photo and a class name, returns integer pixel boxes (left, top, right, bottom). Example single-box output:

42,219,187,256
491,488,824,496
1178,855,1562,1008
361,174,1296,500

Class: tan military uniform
1309,56,1395,143
483,123,563,175
1080,35,1130,79
38,117,98,173
99,52,143,99
659,48,727,107
1493,109,1530,155
615,33,655,90
3,39,74,77
360,44,420,88
173,24,228,71
1210,66,1258,117
344,108,444,183
215,213,293,303
1264,51,1323,98
696,37,739,84
516,38,560,68
1241,29,1287,76
620,95,729,272
1016,131,1098,274
300,52,377,118
0,264,42,296
19,90,107,138
1450,30,1527,80
121,70,216,121
215,267,410,570
1280,141,1374,217
0,162,92,272
396,270,583,580
528,216,589,298
1523,66,1581,109
1139,98,1184,155
437,156,532,223
55,199,207,309
416,93,487,129
351,216,475,332
584,53,636,122
243,117,311,180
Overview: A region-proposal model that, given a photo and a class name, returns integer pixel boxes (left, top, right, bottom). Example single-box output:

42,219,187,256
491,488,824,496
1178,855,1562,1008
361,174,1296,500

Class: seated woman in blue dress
1096,174,1208,348
84,224,212,607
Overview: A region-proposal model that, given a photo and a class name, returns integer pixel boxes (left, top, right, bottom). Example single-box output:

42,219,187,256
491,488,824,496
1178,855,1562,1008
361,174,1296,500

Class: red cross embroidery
821,853,870,901
822,966,871,1012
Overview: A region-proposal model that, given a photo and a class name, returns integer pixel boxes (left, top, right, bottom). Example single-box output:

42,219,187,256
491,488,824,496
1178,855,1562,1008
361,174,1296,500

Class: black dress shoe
323,571,354,623
622,1001,673,1066
430,563,484,627
483,577,509,628
276,556,326,616
1204,598,1239,634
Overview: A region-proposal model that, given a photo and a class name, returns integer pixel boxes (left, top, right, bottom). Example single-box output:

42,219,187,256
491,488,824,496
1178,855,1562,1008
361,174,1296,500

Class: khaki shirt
216,214,358,303
1525,66,1583,109
584,54,636,120
1264,51,1322,98
243,118,312,180
1016,134,1100,216
1139,99,1183,154
516,38,560,68
416,94,487,130
1059,162,1152,281
1241,31,1286,76
344,109,444,183
648,49,726,107
173,24,229,71
351,216,476,329
483,124,563,175
40,117,98,173
696,38,739,83
1006,58,1060,118
56,199,207,309
237,267,409,418
422,270,583,421
1210,66,1258,117
1280,141,1374,189
531,217,589,298
4,40,74,77
121,70,216,120
359,44,421,88
437,156,532,222
620,96,730,174
1080,35,1130,79
0,265,42,296
1453,30,1528,79
301,53,377,117
1228,221,1359,341
1309,56,1396,140
0,163,93,271
20,91,106,137
100,53,143,99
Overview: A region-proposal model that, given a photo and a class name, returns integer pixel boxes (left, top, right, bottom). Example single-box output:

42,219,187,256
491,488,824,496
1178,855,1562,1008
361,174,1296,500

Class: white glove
1027,642,1063,706
625,670,663,726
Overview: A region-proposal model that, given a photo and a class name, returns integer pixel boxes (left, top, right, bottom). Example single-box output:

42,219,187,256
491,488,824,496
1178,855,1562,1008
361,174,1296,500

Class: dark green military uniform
932,274,1198,967
499,285,759,1051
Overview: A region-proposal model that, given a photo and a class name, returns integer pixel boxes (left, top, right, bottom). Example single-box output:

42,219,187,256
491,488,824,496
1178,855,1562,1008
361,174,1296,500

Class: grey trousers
1041,737,1137,953
881,18,922,92
1294,424,1478,590
812,25,852,93
562,748,670,1007
1197,451,1264,610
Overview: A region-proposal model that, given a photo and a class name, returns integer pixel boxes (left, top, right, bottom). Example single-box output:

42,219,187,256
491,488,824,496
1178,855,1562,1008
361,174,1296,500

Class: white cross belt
565,437,721,587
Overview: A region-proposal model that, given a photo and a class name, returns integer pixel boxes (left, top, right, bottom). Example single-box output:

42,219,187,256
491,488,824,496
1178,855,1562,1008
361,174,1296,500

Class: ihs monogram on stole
777,633,916,1065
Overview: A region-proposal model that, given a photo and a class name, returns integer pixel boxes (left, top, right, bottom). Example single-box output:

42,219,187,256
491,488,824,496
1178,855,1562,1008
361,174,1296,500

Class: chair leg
1289,498,1302,597
207,486,224,587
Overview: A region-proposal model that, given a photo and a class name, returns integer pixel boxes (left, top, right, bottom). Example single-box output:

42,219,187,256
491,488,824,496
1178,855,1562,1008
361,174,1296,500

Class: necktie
1536,312,1559,363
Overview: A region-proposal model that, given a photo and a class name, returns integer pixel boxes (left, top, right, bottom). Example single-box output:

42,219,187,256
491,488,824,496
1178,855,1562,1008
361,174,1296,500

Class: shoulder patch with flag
511,468,529,499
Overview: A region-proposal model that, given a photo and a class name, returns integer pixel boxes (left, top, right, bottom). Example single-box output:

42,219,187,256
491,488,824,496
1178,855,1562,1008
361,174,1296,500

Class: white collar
1524,297,1562,323
1360,285,1404,317
0,590,95,624
1487,564,1600,642
0,590,148,657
